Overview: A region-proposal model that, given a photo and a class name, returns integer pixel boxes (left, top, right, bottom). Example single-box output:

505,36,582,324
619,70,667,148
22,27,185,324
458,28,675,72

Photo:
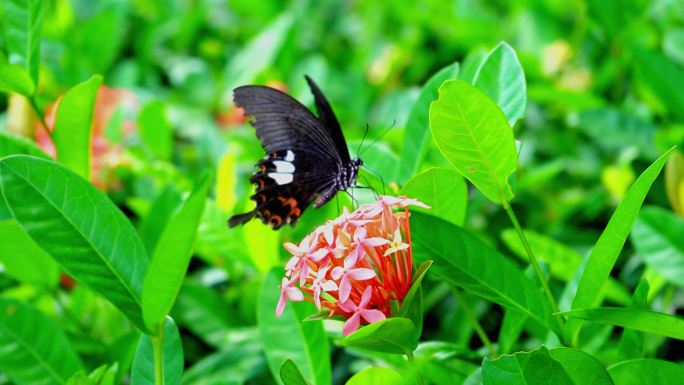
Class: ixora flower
275,195,429,336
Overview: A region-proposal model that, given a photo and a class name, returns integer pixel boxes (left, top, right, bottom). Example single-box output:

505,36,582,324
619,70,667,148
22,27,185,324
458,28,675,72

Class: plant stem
502,202,566,335
28,96,52,140
450,286,497,357
151,324,165,385
406,351,425,385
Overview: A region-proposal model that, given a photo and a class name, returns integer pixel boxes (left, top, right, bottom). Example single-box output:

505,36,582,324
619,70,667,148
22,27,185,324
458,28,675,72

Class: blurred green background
2,0,684,383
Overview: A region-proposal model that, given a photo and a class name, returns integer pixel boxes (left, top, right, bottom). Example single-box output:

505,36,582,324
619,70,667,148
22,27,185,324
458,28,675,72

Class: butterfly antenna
357,174,379,199
356,122,370,157
360,164,386,195
359,118,396,156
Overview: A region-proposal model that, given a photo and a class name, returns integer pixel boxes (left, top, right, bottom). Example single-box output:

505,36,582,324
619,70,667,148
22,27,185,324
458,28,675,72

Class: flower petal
359,285,373,308
348,268,376,281
338,276,352,303
331,266,344,280
286,286,304,302
338,297,356,313
276,291,287,317
360,309,386,324
362,237,390,247
283,242,301,255
322,280,338,291
343,313,361,336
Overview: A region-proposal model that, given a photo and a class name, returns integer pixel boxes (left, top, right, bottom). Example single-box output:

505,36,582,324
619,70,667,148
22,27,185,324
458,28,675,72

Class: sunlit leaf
473,42,526,127
482,346,573,385
0,298,83,385
400,168,467,226
52,75,102,180
0,155,149,330
341,317,417,355
631,206,684,289
216,152,237,212
138,101,173,161
2,0,44,83
562,307,684,341
0,129,49,159
547,348,613,385
345,367,403,385
664,151,684,216
0,219,59,288
258,270,331,385
0,63,35,96
131,317,183,385
567,148,674,342
608,359,684,385
618,279,650,361
398,62,460,182
429,80,517,203
410,212,559,334
142,173,211,330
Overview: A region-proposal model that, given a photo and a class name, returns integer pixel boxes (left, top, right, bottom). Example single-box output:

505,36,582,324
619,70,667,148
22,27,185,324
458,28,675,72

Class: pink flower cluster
276,196,429,335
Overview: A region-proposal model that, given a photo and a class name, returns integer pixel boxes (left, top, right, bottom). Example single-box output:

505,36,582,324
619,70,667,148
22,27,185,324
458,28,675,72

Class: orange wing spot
270,152,277,158
257,179,265,188
270,215,282,227
260,164,266,172
255,194,266,203
283,197,302,217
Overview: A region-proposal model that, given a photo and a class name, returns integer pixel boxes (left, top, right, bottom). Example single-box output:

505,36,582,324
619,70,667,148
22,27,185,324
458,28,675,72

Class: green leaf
138,186,183,255
223,12,293,103
547,348,613,385
280,359,311,385
0,155,149,330
172,282,234,348
137,101,173,161
473,42,527,127
608,359,684,385
2,0,44,83
618,279,650,361
635,48,684,122
429,80,517,203
410,212,559,334
567,148,674,341
398,260,431,343
258,270,331,385
631,206,684,289
0,219,59,288
244,219,280,273
341,317,417,355
345,367,403,385
0,298,83,385
482,346,573,385
52,75,103,180
0,130,49,158
562,307,684,341
0,62,35,96
131,317,183,385
400,168,467,226
501,229,630,305
142,173,211,330
398,62,460,182
181,339,264,385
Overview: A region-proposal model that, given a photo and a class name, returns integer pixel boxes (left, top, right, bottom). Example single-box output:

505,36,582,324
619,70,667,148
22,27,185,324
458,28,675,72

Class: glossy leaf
400,168,467,226
52,75,102,180
429,80,517,203
664,151,684,216
142,173,211,330
482,346,573,385
410,212,558,333
0,130,49,158
131,317,183,385
473,42,526,127
258,270,331,385
345,367,403,385
2,0,44,83
0,63,35,96
562,307,684,341
0,219,59,288
547,348,613,385
0,155,149,330
137,101,173,161
608,359,684,385
341,317,416,355
280,359,311,385
398,260,432,341
0,298,83,385
567,148,673,341
631,206,684,289
399,62,460,182
618,280,650,361
138,186,183,255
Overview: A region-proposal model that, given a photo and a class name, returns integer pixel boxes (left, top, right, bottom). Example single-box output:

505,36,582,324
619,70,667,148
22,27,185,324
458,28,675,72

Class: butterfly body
228,76,361,230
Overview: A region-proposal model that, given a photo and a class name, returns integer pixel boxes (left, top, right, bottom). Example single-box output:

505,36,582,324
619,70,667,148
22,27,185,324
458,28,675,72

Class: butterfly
228,76,362,230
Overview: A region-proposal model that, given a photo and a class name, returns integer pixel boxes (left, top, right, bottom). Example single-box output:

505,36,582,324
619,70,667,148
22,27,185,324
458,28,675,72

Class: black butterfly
228,76,362,230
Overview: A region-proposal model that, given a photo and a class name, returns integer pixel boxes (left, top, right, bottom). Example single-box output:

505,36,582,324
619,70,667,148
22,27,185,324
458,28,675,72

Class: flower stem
406,351,425,385
450,286,497,357
151,324,165,385
502,201,566,336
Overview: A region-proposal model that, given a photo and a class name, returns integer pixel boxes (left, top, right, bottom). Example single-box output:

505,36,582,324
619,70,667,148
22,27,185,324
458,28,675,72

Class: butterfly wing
305,75,352,164
229,83,345,229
